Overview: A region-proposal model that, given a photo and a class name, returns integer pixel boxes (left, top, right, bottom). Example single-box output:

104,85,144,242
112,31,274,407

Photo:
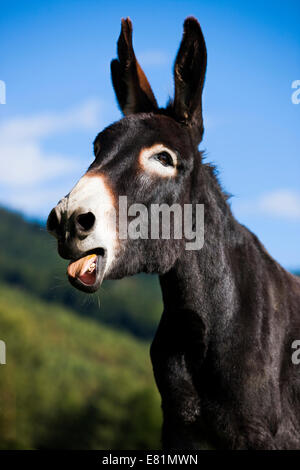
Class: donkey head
47,17,207,293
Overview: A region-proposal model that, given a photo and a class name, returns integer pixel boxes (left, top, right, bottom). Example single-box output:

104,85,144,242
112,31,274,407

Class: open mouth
67,248,106,293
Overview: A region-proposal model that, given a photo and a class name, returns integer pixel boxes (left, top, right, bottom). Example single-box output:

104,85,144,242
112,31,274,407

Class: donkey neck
159,162,240,330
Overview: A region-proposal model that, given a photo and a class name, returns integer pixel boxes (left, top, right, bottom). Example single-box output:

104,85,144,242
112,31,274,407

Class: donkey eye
139,145,177,177
154,151,174,167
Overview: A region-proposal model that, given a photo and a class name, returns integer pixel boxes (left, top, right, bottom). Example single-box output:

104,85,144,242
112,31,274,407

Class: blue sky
0,0,299,269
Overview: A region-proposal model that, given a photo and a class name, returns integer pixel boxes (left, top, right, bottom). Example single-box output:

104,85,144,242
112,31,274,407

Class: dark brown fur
48,17,300,449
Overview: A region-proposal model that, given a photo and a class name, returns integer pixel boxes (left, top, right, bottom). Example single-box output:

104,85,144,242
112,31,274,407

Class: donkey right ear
111,18,158,116
171,17,207,143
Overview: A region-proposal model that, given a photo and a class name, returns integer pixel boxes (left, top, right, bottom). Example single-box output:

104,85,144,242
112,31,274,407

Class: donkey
47,17,300,449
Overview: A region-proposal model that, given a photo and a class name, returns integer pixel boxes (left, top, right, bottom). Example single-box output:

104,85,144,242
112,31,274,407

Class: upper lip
69,248,105,263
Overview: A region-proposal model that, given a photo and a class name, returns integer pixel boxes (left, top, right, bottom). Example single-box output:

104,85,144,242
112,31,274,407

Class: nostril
47,208,60,235
76,212,96,232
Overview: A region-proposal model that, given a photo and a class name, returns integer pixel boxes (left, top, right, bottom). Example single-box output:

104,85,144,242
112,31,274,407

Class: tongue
67,254,97,285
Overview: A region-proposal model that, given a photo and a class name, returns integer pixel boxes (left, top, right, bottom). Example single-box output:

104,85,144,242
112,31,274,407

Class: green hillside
0,206,299,450
0,207,162,339
0,282,162,449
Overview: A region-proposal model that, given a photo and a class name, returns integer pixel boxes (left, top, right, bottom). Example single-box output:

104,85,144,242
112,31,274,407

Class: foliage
0,283,162,449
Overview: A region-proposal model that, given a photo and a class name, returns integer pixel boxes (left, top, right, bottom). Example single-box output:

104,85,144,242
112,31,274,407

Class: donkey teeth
88,262,96,273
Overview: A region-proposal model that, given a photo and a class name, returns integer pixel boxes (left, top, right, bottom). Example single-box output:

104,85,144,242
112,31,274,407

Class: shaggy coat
48,17,300,449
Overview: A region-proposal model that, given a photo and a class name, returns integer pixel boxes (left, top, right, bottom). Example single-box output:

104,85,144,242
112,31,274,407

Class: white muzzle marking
60,173,118,275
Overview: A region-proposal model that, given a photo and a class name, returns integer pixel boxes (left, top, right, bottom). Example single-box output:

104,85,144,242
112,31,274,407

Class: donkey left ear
171,17,207,142
111,18,158,116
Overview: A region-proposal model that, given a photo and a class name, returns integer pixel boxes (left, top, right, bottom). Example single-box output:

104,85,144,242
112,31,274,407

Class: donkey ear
171,17,207,142
111,18,158,116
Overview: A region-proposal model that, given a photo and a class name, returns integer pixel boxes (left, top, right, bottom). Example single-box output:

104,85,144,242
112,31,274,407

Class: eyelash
153,151,174,167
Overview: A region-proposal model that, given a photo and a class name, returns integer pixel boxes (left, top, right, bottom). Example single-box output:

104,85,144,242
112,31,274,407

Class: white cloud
259,190,300,219
0,99,101,142
0,142,78,185
0,99,102,187
0,186,68,219
0,99,102,217
234,189,300,220
138,50,169,67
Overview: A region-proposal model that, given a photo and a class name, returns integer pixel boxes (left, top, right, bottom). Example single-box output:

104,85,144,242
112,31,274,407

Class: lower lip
68,251,106,293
